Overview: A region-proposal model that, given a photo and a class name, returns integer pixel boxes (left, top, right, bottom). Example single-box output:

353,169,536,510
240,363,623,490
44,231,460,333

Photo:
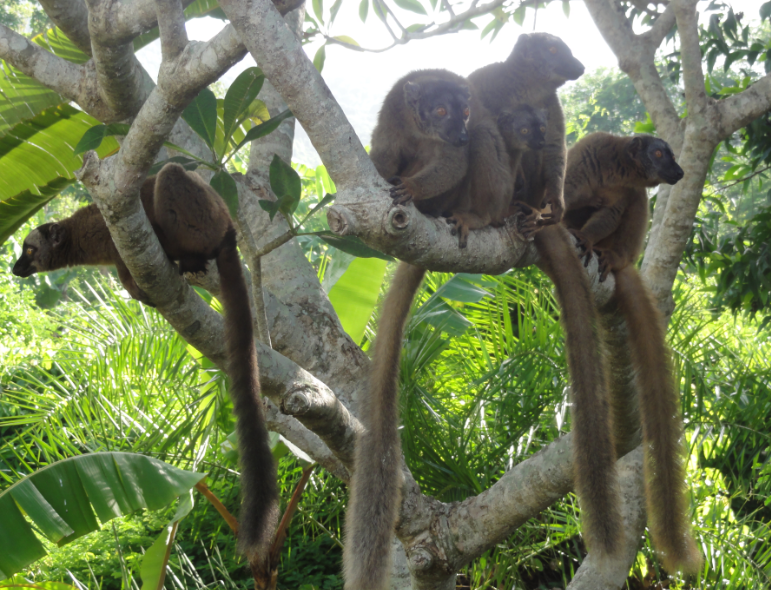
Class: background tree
0,1,770,590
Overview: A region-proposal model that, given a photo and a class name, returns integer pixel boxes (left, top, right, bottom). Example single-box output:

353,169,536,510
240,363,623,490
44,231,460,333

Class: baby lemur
469,33,626,559
345,71,547,590
12,164,279,559
562,132,700,573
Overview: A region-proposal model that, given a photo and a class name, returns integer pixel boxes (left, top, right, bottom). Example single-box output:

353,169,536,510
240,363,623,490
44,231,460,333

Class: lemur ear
513,34,531,57
628,136,644,157
49,223,67,248
403,81,422,107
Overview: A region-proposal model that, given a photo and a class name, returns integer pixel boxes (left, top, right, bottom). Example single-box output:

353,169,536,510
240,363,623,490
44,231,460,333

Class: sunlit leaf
328,257,388,343
181,88,218,149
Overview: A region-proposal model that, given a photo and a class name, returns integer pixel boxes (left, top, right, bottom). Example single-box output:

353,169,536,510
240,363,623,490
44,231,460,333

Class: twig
195,481,239,534
718,165,771,190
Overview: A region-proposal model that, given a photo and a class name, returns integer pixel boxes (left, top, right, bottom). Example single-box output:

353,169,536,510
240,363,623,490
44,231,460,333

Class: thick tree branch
85,0,148,119
87,0,197,47
640,3,676,48
0,25,107,115
584,0,682,147
156,0,189,62
236,174,370,411
37,0,92,55
396,435,645,589
716,72,771,137
673,0,708,122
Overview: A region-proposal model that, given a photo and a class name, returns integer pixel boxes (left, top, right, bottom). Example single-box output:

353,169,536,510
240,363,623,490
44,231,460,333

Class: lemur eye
436,107,447,117
26,247,33,256
539,126,546,133
521,128,529,134
655,150,663,158
549,46,557,54
463,107,470,118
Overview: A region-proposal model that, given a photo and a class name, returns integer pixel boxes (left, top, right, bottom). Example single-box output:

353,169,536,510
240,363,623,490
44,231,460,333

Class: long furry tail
534,225,622,557
217,228,279,559
343,263,426,590
614,266,701,573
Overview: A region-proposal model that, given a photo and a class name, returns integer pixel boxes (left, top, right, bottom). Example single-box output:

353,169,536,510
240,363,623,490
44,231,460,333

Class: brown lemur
468,33,628,559
562,132,701,573
344,70,541,590
12,163,279,558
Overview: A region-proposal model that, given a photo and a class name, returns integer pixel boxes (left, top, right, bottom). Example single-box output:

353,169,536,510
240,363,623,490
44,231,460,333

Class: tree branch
37,0,92,55
673,0,707,122
156,0,189,62
87,0,197,47
0,24,107,115
85,0,148,119
715,72,771,137
584,0,682,147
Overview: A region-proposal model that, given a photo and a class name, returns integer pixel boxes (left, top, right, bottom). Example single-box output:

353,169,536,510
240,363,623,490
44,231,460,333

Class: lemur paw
567,229,594,267
388,177,414,205
446,215,470,248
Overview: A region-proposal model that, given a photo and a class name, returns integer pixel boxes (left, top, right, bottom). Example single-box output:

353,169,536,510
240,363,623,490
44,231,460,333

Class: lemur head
404,78,471,148
628,135,685,186
12,223,67,277
509,33,585,84
498,105,548,151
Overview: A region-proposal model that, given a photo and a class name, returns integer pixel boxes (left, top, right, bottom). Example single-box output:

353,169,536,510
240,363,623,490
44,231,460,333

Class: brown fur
345,69,522,590
533,225,622,556
468,32,584,224
369,69,472,212
344,262,425,590
445,104,549,246
562,132,700,572
13,163,279,559
469,35,625,556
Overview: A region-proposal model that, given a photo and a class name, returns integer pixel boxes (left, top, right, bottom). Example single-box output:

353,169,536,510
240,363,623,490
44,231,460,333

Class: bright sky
137,0,768,166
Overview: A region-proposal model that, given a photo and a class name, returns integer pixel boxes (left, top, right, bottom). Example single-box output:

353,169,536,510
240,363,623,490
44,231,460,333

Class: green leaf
314,44,327,73
513,6,526,26
393,0,427,15
231,109,294,153
210,170,240,218
313,0,324,22
0,452,205,581
181,88,218,149
562,0,570,17
0,63,64,139
315,231,393,260
480,18,499,39
332,35,360,47
359,0,369,22
0,105,119,246
330,0,344,22
276,194,300,218
73,123,132,155
139,492,195,590
761,1,771,21
434,274,492,303
328,257,388,343
0,178,73,245
223,67,265,146
418,297,472,337
258,198,281,222
269,155,302,202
